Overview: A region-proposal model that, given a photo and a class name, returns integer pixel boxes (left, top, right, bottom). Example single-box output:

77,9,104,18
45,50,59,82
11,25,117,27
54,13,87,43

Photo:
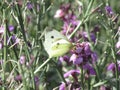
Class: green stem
115,60,119,90
15,3,36,89
56,68,66,84
110,17,119,89
111,48,119,90
7,28,18,60
16,4,27,44
31,69,36,90
34,58,51,74
84,23,94,50
52,60,66,84
69,0,94,39
36,1,41,45
15,3,31,63
24,46,36,89
84,0,94,18
2,9,7,90
69,19,83,39
18,63,28,90
87,77,90,90
94,63,100,81
15,4,35,89
81,66,84,90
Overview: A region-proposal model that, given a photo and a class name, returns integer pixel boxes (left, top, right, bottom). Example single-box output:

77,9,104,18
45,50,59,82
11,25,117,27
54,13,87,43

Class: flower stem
52,60,67,84
31,69,36,90
34,58,51,74
81,66,84,90
7,27,18,60
18,63,28,90
111,48,119,90
15,4,35,89
15,4,27,44
69,0,94,39
2,9,7,90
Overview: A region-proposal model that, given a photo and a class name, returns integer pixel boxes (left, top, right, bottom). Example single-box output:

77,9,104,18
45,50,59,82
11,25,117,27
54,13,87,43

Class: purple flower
59,55,70,64
82,32,88,39
117,50,120,55
107,61,120,72
70,54,77,62
60,3,71,13
64,13,76,23
0,25,4,34
81,32,96,42
0,60,3,65
14,75,22,82
17,0,23,6
92,25,100,33
105,6,114,15
19,55,26,64
0,42,3,49
75,47,83,54
59,56,64,62
100,85,111,90
16,38,20,44
116,41,120,48
90,33,96,42
107,63,115,71
34,76,39,83
62,23,68,35
54,9,65,18
27,2,33,9
64,69,80,78
12,35,20,44
8,25,14,32
27,55,35,67
59,82,81,90
34,76,40,89
37,4,40,12
74,56,83,64
59,83,66,90
91,52,98,63
118,61,120,69
84,43,92,55
83,64,96,75
70,55,83,65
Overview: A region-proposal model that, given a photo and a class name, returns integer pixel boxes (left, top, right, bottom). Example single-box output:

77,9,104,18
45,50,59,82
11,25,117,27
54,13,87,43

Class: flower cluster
54,3,98,89
0,25,17,49
54,4,80,37
2,1,120,90
70,42,97,65
59,42,97,88
54,4,99,43
59,69,81,90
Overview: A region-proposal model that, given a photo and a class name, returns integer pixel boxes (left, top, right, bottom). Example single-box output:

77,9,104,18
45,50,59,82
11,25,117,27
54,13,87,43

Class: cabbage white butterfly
44,30,73,58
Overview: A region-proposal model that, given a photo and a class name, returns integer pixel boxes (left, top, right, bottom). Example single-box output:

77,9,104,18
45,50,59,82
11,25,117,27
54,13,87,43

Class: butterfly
44,30,73,58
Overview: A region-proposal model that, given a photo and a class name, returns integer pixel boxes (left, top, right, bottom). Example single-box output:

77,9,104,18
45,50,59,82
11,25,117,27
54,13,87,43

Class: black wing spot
51,36,54,39
57,43,60,45
55,43,60,48
56,43,60,49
